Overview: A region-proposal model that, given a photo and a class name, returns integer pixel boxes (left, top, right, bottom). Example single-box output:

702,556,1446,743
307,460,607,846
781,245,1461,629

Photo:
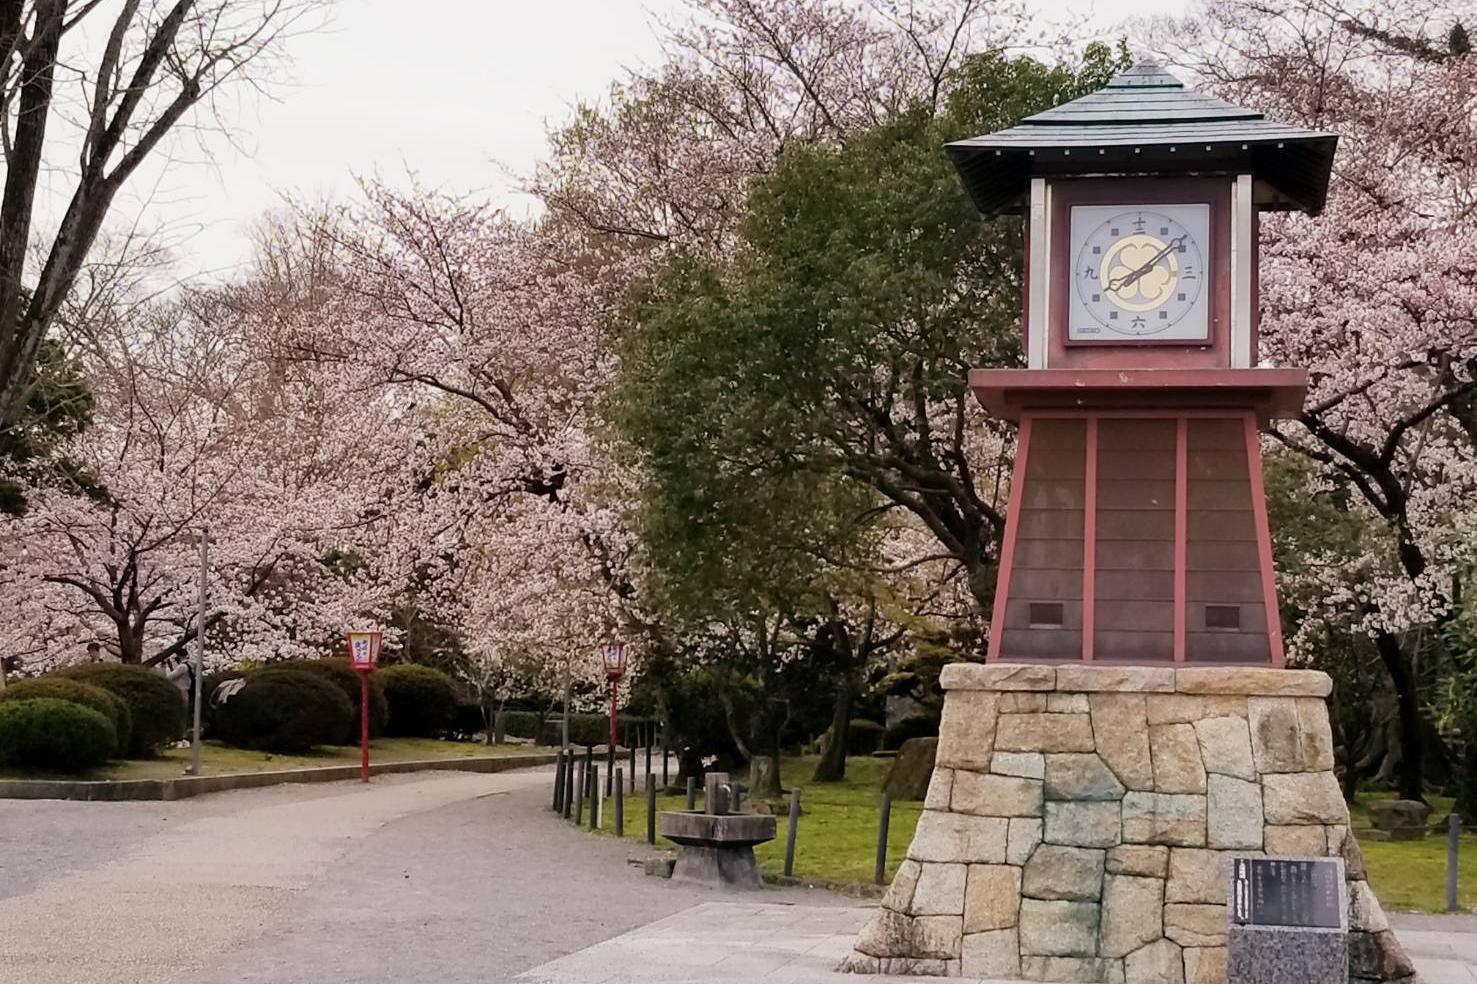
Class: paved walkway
3,767,1476,984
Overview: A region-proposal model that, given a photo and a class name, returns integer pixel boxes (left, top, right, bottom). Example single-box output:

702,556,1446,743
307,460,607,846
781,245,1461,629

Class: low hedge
54,663,185,756
883,715,938,751
273,658,388,741
0,677,132,755
379,664,457,737
211,668,353,753
0,697,117,773
847,719,886,756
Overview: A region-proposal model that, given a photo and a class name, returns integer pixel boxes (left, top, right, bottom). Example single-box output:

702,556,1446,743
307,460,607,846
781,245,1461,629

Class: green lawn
577,754,922,886
0,737,554,781
572,756,1473,909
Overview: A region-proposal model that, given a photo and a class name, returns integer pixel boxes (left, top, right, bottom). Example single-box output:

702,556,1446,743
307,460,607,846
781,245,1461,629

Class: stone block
853,907,914,957
1165,903,1228,946
1045,753,1126,801
1348,879,1389,933
1206,774,1263,850
993,751,1046,779
998,712,1096,753
910,861,967,915
1166,848,1229,905
1107,844,1169,877
1263,824,1327,856
1183,945,1227,984
1367,799,1431,832
1249,698,1310,773
1126,938,1185,984
961,928,1020,978
838,951,881,973
1229,924,1348,984
937,691,997,771
952,771,1043,818
1022,844,1105,901
1002,692,1049,713
1022,956,1108,982
964,863,1020,932
1122,792,1206,846
1193,716,1256,781
1262,772,1347,825
1048,692,1091,713
1101,873,1165,957
1008,817,1043,865
924,768,953,810
1019,899,1099,957
1090,693,1154,791
1341,828,1368,881
1148,695,1248,725
908,811,1009,864
1057,665,1177,692
1295,699,1336,772
881,858,921,912
1174,667,1331,697
1348,929,1416,980
879,956,955,976
941,662,1056,691
1151,723,1207,794
1045,800,1122,848
911,914,963,960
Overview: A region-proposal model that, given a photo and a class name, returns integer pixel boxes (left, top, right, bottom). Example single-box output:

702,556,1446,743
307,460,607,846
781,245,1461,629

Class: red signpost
347,630,383,782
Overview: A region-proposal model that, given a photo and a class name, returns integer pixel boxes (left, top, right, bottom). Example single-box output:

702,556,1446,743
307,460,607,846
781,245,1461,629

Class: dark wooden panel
1020,479,1088,510
1186,631,1272,663
1099,418,1177,450
1188,571,1265,603
1026,449,1088,479
1097,571,1176,602
1000,628,1085,659
1189,601,1267,633
1188,450,1248,481
1096,540,1176,572
1097,451,1177,482
1033,418,1088,449
1187,541,1261,572
1097,509,1176,541
1187,418,1246,450
1187,479,1254,510
1004,598,1083,631
1099,479,1176,510
1095,600,1177,632
1187,508,1256,542
1093,629,1175,661
1017,509,1086,540
1011,569,1086,599
1015,539,1086,570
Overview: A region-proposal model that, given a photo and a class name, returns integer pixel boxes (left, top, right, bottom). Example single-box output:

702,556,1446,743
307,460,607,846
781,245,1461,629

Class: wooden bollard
1450,813,1462,912
685,775,697,810
646,773,657,845
663,745,670,785
616,767,625,837
784,787,802,878
552,749,566,812
563,750,576,818
573,757,586,824
590,763,601,830
630,744,637,792
875,793,893,885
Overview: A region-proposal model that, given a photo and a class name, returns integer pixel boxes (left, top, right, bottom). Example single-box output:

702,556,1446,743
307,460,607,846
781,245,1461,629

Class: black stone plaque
1231,857,1343,929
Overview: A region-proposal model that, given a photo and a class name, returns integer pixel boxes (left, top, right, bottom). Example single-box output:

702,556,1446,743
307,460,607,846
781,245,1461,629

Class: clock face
1067,204,1211,342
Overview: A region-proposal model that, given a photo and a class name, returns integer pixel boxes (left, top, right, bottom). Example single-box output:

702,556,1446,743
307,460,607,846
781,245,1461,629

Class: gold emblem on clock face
1069,204,1210,341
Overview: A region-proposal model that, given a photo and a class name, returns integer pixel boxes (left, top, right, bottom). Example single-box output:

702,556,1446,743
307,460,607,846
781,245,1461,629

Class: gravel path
0,767,852,984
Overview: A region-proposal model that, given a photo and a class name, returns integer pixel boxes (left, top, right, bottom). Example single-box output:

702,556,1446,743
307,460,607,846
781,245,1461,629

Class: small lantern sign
347,630,382,671
601,641,627,681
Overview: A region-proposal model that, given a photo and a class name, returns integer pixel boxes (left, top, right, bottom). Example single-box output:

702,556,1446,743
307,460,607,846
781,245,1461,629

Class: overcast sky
114,0,1191,279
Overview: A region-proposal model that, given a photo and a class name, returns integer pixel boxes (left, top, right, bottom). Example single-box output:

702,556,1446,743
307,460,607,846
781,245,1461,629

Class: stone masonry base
841,664,1418,984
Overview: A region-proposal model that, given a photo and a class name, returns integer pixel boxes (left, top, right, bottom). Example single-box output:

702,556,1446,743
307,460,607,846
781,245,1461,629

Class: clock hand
1106,235,1186,294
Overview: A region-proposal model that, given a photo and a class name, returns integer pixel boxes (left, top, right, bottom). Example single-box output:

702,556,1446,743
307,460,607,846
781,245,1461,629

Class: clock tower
949,60,1336,667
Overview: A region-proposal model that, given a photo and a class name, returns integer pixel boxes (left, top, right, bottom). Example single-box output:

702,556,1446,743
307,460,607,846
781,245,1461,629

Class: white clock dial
1067,204,1210,342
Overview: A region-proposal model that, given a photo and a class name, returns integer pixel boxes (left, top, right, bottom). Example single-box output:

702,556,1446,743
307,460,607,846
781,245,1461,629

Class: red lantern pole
610,676,619,752
360,670,370,783
348,630,382,785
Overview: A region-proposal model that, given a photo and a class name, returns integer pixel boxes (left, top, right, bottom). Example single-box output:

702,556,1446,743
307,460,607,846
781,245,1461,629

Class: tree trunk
1375,629,1426,801
493,699,506,744
813,671,853,782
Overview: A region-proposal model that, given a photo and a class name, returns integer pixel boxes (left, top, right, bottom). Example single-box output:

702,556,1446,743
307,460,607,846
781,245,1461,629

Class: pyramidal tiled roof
946,60,1337,216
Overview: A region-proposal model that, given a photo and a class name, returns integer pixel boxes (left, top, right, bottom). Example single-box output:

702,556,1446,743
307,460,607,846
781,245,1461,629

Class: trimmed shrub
272,659,388,741
211,668,353,753
502,709,542,741
378,664,458,737
846,719,885,756
0,697,117,773
0,678,131,754
883,715,939,751
54,663,185,756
